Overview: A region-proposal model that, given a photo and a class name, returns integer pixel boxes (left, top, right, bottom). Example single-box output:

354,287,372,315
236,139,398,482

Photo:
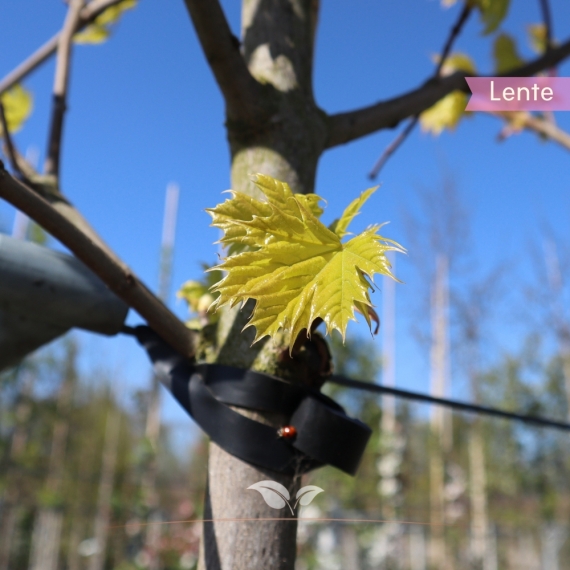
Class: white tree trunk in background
28,510,63,570
88,408,121,570
469,421,489,567
29,346,76,570
409,525,427,570
428,254,450,570
541,524,566,570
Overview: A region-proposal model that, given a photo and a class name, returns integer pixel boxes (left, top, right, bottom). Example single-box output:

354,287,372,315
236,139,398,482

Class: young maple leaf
206,174,404,352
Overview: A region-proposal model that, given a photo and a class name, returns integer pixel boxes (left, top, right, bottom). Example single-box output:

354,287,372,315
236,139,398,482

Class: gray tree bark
188,1,327,569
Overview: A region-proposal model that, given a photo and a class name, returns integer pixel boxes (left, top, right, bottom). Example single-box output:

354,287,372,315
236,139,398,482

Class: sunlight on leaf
493,33,523,73
178,280,209,313
329,186,376,239
0,85,33,135
207,174,403,352
420,91,469,135
177,269,221,328
472,0,511,35
435,53,476,77
74,24,110,44
420,52,476,136
74,0,137,45
528,24,548,54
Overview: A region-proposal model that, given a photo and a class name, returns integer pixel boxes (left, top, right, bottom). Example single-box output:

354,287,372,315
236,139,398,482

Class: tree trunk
428,255,450,570
197,2,328,568
29,342,76,570
88,407,121,570
468,420,488,567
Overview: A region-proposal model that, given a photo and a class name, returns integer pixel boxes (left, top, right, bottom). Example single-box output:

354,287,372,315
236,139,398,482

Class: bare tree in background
28,342,77,570
454,269,505,570
402,175,470,569
87,404,121,570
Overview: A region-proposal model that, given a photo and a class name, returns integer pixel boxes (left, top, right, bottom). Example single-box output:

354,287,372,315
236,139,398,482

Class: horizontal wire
109,516,449,530
330,375,570,432
122,326,570,433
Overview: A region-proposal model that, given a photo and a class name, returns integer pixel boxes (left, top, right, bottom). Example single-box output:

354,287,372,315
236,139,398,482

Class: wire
329,375,570,432
123,325,570,433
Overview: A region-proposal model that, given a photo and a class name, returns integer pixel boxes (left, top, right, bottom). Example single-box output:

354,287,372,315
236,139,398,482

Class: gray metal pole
0,234,128,371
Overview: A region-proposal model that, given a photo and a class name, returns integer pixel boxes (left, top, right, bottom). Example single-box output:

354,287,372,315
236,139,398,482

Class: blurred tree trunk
28,342,77,570
428,254,450,570
543,240,570,423
66,440,94,570
188,1,327,569
0,369,34,569
468,420,488,567
142,184,178,570
87,406,121,570
409,525,427,570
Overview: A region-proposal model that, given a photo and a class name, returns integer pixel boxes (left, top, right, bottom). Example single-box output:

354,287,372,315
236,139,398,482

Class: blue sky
2,0,570,446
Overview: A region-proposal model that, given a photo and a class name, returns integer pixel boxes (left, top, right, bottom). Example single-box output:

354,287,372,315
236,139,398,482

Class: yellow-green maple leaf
0,85,33,135
207,174,403,352
208,177,325,255
420,52,476,135
329,186,376,239
493,33,523,73
420,91,468,135
74,0,137,45
528,24,548,54
471,0,510,35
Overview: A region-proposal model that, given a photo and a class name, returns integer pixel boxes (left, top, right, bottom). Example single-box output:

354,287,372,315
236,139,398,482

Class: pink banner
465,77,570,111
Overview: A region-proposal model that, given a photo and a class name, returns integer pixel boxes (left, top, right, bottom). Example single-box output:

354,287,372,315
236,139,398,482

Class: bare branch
182,0,265,121
0,35,59,96
369,4,472,179
368,117,418,180
326,36,570,149
539,0,554,52
0,103,25,179
0,161,197,359
0,0,128,96
44,0,84,178
435,4,472,77
494,111,570,151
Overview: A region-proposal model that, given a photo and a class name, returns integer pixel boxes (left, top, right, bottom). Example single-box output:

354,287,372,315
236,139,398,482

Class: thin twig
0,161,197,359
539,0,553,52
0,103,25,179
44,0,84,178
327,36,570,149
493,111,570,151
368,117,418,179
0,0,128,95
1,0,132,261
435,3,472,77
369,3,472,179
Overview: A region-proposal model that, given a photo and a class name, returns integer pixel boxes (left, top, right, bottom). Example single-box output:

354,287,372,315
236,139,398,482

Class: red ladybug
277,425,297,439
